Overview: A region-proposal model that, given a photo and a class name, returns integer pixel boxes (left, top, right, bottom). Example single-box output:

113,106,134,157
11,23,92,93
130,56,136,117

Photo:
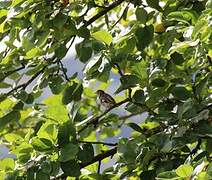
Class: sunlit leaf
92,30,113,46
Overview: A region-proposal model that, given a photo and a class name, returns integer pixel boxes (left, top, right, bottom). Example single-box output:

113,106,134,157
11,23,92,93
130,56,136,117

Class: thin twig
97,160,101,174
5,65,47,96
110,2,129,30
58,60,70,82
67,35,76,51
0,66,25,82
113,63,124,76
77,140,117,146
83,0,125,27
113,63,132,99
118,112,143,127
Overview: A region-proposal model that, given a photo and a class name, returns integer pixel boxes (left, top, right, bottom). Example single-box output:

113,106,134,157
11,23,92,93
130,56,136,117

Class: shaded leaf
59,143,79,162
62,82,83,105
135,25,154,50
60,160,81,177
77,143,94,164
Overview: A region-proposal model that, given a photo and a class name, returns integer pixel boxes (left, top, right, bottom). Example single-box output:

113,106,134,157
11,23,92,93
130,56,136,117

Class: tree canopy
0,0,212,179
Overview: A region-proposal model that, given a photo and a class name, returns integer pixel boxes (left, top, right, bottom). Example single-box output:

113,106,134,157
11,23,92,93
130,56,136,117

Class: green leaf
170,52,184,65
122,75,141,87
43,94,69,123
60,160,81,177
146,0,162,11
117,138,138,163
77,143,94,164
171,86,192,100
25,47,42,59
92,30,113,46
31,137,53,152
41,161,52,174
57,122,76,147
59,143,79,162
115,36,136,54
53,13,68,28
92,40,105,52
0,9,7,19
151,78,166,87
0,158,15,171
13,101,24,110
55,44,67,59
127,122,143,133
37,122,58,143
36,170,50,180
136,7,148,24
192,19,208,39
62,82,83,105
50,161,60,176
157,171,179,179
116,75,141,93
169,39,199,54
79,47,92,63
0,110,21,130
176,164,193,178
197,172,212,180
24,93,34,104
75,41,93,63
0,82,11,88
36,30,51,47
140,170,156,180
132,89,145,104
0,21,6,33
77,27,90,39
135,25,154,50
27,167,35,180
195,76,208,95
168,10,197,25
49,76,64,94
11,0,24,7
16,90,29,102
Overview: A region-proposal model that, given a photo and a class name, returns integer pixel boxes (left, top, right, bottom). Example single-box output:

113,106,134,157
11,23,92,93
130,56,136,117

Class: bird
96,90,116,109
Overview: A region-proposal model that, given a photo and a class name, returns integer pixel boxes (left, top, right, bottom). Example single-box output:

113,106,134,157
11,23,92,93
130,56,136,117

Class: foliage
0,0,211,179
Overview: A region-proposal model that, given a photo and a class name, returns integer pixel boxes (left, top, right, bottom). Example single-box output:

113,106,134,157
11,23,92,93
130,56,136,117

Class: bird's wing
103,93,116,104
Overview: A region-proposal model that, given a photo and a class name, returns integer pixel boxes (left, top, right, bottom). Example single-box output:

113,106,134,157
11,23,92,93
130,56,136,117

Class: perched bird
96,90,116,109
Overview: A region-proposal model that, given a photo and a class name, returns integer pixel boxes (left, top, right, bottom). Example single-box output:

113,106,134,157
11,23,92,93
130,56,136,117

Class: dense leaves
0,0,211,179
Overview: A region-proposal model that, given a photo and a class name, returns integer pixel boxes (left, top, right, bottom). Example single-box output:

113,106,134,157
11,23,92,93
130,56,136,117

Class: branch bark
77,140,117,146
52,147,117,180
0,66,25,82
5,65,47,96
84,0,126,27
77,98,130,133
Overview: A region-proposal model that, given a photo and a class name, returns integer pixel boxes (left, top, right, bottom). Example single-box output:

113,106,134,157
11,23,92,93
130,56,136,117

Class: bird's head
96,90,104,96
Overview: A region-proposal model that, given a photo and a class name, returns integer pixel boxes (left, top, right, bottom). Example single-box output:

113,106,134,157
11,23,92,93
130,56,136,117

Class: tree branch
118,112,143,127
84,0,125,27
0,66,25,82
110,2,129,29
80,147,117,168
52,147,117,180
77,140,117,146
5,65,47,96
77,98,130,133
53,123,169,180
58,60,70,82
